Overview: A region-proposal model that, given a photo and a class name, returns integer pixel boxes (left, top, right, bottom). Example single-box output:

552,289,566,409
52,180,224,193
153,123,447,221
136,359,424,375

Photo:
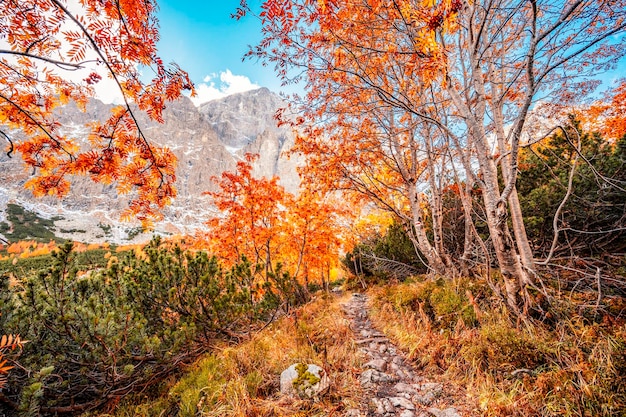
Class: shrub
343,221,426,281
0,238,296,415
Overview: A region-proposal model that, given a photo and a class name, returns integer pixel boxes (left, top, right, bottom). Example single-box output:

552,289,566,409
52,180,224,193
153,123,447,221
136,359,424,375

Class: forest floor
97,279,625,417
98,289,480,417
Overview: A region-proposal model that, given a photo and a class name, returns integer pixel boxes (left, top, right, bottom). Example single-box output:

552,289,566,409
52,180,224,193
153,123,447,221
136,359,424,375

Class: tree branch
0,49,92,70
0,130,14,158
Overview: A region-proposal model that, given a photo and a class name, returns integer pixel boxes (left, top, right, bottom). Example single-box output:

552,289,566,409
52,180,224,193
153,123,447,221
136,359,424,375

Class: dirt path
341,293,467,417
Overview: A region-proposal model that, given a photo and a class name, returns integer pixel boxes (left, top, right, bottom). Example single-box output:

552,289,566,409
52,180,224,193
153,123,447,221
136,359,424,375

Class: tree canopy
1,0,193,225
242,0,626,313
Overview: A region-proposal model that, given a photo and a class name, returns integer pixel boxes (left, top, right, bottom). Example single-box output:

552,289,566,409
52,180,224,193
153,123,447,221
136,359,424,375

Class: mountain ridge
0,88,301,244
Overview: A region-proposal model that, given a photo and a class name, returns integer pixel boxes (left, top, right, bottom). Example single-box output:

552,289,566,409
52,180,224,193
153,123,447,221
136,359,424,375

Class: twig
538,125,580,266
0,130,13,158
0,49,92,70
595,267,602,311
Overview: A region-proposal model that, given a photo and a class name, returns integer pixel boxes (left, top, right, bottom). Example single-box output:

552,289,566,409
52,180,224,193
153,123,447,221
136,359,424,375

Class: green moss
292,363,321,397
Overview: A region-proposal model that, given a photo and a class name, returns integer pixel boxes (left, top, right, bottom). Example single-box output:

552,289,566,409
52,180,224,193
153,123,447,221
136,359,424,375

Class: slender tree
242,0,626,313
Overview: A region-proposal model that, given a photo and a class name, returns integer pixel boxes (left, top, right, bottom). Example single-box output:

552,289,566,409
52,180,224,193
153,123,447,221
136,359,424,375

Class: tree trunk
425,132,453,268
507,186,535,282
446,56,530,314
408,182,449,276
479,151,530,313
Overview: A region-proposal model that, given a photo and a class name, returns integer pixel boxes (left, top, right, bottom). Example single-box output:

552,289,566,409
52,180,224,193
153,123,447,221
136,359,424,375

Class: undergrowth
91,293,363,417
368,277,626,416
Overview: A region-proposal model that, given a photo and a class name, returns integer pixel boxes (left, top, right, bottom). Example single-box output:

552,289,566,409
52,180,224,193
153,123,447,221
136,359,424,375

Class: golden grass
367,279,626,417
93,293,364,417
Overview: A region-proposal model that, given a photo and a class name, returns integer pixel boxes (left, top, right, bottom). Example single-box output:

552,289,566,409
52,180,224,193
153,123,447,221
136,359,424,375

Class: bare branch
0,130,14,158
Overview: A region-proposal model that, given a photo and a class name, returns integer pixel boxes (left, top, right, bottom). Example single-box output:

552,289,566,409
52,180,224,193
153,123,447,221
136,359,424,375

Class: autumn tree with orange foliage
285,189,345,290
589,79,626,141
204,154,288,274
241,0,626,314
202,154,344,293
1,0,193,225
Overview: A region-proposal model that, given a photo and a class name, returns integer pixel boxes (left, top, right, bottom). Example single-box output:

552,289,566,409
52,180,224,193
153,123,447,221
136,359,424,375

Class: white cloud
190,70,260,106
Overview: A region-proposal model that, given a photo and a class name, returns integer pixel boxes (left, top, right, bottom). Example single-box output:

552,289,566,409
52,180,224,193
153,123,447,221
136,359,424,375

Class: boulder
280,363,330,399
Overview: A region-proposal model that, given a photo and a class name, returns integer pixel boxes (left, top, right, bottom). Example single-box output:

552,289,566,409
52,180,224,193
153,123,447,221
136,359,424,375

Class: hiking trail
341,293,470,417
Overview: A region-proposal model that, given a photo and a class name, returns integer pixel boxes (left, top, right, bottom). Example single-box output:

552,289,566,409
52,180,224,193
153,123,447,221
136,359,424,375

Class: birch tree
243,0,626,313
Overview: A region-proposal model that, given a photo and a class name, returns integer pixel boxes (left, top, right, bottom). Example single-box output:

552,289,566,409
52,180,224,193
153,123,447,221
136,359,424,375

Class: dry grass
92,293,364,417
367,278,626,417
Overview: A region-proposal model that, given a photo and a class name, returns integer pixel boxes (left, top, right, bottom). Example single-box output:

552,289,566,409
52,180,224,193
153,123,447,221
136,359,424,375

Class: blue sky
151,1,625,106
155,1,280,105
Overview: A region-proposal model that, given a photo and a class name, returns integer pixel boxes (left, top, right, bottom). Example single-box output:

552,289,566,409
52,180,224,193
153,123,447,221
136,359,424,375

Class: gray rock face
0,88,302,242
198,87,302,193
198,87,285,149
280,363,330,399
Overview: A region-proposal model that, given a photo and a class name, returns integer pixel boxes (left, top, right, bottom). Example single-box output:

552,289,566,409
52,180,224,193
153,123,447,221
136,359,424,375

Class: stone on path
371,397,396,414
360,369,398,387
427,407,463,417
390,396,416,410
364,358,387,372
413,382,443,406
395,382,419,395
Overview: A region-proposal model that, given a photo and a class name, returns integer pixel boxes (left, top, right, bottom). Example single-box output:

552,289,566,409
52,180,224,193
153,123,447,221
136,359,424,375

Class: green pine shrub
0,237,295,415
343,220,426,282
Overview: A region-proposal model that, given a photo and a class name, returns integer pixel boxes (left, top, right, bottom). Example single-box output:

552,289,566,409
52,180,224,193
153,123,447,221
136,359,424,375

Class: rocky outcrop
198,87,285,149
198,87,302,193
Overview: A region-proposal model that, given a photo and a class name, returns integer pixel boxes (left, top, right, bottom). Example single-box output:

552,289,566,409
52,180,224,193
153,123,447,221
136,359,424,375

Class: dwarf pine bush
0,237,293,415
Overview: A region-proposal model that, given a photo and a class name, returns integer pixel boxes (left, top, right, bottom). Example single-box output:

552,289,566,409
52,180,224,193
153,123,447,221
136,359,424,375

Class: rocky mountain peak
198,87,287,150
0,88,302,243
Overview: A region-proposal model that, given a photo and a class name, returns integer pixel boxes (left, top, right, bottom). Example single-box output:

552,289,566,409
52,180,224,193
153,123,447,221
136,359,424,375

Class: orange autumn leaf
1,0,194,224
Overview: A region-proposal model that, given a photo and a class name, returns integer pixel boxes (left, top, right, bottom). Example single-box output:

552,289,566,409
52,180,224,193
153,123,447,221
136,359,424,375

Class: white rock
390,396,416,410
280,363,329,399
